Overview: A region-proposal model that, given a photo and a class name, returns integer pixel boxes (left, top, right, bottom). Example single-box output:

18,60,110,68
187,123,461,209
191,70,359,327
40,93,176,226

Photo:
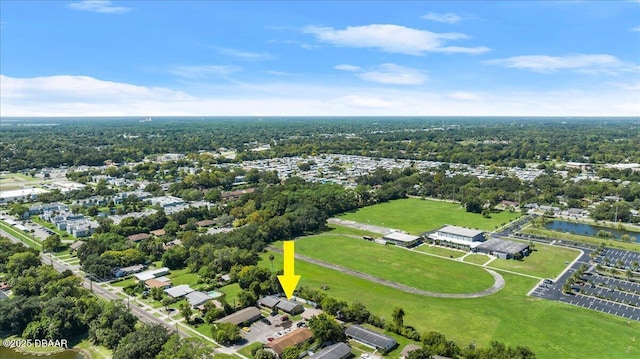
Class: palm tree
268,254,275,271
611,268,619,279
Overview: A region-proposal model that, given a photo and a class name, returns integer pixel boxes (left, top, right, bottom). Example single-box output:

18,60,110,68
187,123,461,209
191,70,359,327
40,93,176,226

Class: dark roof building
196,219,216,227
258,296,281,309
69,240,85,251
309,343,351,359
127,233,152,242
276,299,305,315
216,307,262,326
474,238,530,259
345,325,396,353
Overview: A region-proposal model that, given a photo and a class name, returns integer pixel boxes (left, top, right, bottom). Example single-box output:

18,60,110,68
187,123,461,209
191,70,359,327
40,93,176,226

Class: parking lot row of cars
531,248,640,321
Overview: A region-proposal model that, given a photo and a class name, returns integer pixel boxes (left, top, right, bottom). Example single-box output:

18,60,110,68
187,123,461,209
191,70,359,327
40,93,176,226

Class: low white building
382,232,421,247
428,225,486,249
0,188,49,204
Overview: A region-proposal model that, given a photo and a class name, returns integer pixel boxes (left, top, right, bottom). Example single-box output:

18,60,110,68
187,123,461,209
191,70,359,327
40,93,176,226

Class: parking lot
562,293,640,321
530,248,640,321
584,273,640,294
234,312,308,349
594,248,640,271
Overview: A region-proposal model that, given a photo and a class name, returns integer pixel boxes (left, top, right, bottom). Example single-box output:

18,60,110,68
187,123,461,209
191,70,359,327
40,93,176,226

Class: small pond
544,220,640,242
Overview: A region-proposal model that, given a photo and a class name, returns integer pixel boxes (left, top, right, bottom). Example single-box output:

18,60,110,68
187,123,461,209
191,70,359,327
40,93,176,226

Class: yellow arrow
277,241,301,300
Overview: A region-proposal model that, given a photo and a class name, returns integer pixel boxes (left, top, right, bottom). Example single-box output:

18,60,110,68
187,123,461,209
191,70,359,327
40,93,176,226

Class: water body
544,220,640,243
0,346,85,359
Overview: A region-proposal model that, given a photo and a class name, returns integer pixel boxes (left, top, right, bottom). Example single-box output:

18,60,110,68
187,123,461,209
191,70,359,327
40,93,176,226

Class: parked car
242,327,251,332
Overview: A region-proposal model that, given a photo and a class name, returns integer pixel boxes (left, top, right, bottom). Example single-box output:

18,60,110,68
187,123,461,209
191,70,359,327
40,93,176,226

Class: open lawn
238,342,263,359
0,173,37,183
338,198,521,234
487,241,581,279
414,245,466,258
463,254,491,265
260,251,640,359
75,339,113,359
112,277,136,287
169,268,201,287
219,283,242,305
289,235,495,294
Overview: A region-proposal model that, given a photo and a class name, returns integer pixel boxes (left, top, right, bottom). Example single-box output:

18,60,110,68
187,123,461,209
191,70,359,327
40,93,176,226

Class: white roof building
134,267,170,281
165,284,194,298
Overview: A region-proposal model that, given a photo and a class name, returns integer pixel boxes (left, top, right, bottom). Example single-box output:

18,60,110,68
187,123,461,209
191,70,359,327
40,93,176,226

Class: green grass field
414,245,466,258
338,198,521,234
219,283,242,305
0,173,37,183
260,250,640,359
463,253,491,265
169,269,201,287
289,235,495,294
487,241,580,278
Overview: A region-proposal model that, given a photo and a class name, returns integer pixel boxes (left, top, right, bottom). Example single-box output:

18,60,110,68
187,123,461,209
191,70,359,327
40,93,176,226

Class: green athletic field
289,235,495,294
337,198,521,234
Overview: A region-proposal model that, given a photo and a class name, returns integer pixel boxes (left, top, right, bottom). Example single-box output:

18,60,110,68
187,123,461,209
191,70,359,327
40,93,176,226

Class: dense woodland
1,117,639,171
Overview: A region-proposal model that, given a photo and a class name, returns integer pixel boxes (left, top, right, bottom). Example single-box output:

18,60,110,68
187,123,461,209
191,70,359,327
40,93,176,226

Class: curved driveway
268,246,505,298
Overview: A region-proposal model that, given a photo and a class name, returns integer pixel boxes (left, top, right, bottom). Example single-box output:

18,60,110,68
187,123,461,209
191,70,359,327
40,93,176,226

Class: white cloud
334,95,396,108
303,24,489,55
631,26,640,32
449,91,481,101
421,12,461,24
334,64,362,72
358,63,427,85
68,1,130,14
217,48,272,60
264,70,299,77
2,74,638,117
170,65,241,79
486,54,630,74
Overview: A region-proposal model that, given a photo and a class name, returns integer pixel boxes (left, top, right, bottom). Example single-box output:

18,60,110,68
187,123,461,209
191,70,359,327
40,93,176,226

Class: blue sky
1,0,639,116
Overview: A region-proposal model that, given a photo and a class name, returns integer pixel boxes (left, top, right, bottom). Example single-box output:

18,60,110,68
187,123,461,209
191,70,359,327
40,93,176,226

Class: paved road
268,245,505,298
327,218,393,235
